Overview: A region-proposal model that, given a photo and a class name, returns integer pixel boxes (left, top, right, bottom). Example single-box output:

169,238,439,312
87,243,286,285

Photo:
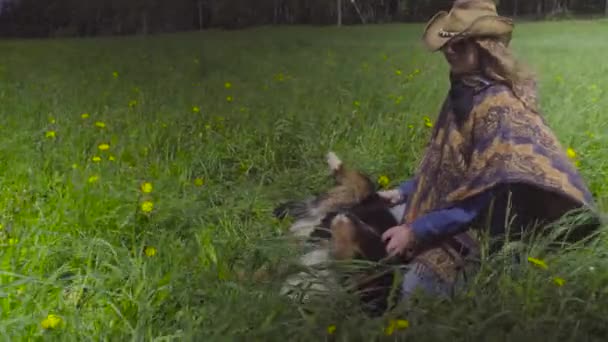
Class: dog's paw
326,151,342,172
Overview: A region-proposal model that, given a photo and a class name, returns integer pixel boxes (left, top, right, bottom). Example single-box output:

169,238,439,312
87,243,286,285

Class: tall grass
0,20,607,340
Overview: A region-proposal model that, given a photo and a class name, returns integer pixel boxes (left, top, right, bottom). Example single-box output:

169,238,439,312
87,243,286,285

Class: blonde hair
474,37,539,111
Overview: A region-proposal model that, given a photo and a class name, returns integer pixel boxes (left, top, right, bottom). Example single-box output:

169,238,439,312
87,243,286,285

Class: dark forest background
0,0,607,38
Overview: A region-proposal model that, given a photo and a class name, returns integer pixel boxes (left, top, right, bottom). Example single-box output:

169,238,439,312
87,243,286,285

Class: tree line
0,0,607,38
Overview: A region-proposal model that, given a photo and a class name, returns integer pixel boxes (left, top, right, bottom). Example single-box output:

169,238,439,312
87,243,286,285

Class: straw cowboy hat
422,0,514,52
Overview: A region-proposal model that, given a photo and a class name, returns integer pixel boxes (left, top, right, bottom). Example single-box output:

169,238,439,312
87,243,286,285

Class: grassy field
1,19,608,341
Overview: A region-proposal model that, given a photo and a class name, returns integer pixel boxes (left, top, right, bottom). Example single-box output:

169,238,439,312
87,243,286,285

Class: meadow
1,19,608,341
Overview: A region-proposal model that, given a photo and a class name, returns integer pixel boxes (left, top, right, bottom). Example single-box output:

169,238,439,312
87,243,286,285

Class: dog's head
274,152,404,261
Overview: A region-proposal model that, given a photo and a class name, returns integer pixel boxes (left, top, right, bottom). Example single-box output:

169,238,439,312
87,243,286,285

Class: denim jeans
400,260,480,301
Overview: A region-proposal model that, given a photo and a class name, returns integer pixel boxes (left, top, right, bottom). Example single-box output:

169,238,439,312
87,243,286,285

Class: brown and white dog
273,152,406,315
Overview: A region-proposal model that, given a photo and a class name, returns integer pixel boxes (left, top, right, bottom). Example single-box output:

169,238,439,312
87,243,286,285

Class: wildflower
98,143,110,151
108,155,116,161
128,100,137,108
141,200,154,213
424,116,434,128
527,256,548,270
91,156,102,163
553,277,565,287
81,113,90,119
71,163,79,169
141,182,153,193
113,71,119,79
414,68,421,75
377,175,390,189
226,96,233,102
7,238,18,246
224,82,232,89
194,178,204,187
192,106,200,113
88,175,99,183
354,100,360,107
49,117,56,124
566,147,576,159
95,121,106,128
327,325,336,335
144,246,157,257
395,69,402,76
41,314,62,330
384,319,409,336
45,130,56,139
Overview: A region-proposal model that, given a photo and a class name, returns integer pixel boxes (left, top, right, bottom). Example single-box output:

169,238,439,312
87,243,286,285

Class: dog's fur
273,152,406,315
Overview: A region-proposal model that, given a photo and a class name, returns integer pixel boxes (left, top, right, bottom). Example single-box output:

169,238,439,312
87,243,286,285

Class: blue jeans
400,260,478,301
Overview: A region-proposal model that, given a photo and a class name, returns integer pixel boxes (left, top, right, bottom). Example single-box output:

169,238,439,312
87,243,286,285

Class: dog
273,152,406,315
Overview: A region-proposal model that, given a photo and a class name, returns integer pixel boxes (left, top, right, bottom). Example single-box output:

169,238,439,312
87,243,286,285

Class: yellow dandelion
98,143,110,151
353,100,360,107
566,147,577,159
81,113,90,119
414,68,421,74
424,116,434,128
141,200,154,213
91,156,102,163
112,71,119,78
88,175,99,183
384,319,409,336
108,155,116,161
41,314,62,330
141,182,153,193
8,238,18,246
144,246,157,257
224,82,232,89
226,96,233,102
95,121,106,128
192,106,200,113
377,175,390,189
395,319,409,329
395,69,402,76
527,256,548,270
194,178,204,187
327,325,336,335
553,277,565,287
45,130,56,139
128,100,137,108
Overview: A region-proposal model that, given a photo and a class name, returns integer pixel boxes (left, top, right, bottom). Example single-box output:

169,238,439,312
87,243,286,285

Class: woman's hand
377,189,403,205
381,224,416,258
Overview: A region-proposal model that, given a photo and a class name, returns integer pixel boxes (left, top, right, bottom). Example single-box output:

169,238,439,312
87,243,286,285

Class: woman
378,0,601,300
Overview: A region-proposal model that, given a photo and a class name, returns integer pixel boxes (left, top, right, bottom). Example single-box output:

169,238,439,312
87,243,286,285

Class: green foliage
0,21,607,340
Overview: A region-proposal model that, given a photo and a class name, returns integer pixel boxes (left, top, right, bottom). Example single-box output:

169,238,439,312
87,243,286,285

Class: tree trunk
337,0,342,27
141,11,148,35
197,0,204,30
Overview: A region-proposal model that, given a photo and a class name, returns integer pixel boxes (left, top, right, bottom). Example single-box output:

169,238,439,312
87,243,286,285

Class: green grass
1,19,608,341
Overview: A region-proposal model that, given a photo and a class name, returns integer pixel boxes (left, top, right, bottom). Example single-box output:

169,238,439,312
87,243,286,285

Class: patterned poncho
403,73,597,283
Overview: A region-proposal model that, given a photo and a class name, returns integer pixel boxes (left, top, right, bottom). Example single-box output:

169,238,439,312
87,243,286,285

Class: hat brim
422,14,514,52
